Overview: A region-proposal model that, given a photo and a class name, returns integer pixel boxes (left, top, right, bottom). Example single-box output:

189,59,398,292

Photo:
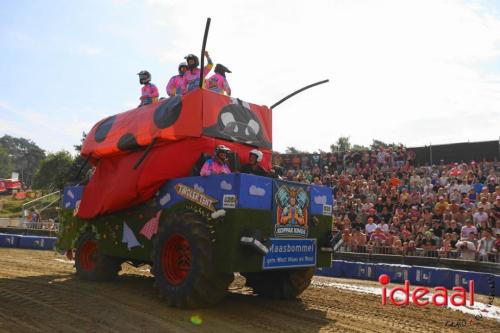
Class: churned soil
0,248,498,333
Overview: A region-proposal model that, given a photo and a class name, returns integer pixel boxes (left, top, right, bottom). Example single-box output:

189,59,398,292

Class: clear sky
1,0,499,154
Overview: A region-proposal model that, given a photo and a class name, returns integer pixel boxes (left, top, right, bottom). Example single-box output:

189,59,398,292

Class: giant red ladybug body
78,89,273,218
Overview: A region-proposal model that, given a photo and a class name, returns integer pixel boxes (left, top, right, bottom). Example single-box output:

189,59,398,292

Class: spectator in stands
461,219,477,239
434,196,449,215
456,234,477,261
369,227,387,246
365,217,377,235
30,207,40,223
477,228,496,262
438,233,453,258
340,229,352,252
473,206,488,226
405,240,417,256
351,227,367,252
392,239,404,255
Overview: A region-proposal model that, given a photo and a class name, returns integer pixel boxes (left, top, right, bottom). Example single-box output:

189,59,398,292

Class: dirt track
0,248,498,333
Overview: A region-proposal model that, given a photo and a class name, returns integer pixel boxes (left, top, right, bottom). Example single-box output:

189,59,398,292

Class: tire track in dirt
0,249,498,333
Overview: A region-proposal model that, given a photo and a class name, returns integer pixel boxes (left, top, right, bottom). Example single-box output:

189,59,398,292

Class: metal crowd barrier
338,245,500,263
22,221,60,232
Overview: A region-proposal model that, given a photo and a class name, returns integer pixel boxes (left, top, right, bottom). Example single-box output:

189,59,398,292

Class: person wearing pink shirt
166,62,187,97
200,145,232,176
204,64,232,95
182,51,213,93
137,70,159,107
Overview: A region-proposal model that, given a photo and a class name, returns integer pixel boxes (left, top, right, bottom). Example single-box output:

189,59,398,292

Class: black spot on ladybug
117,133,141,151
94,115,116,143
203,101,271,148
154,96,182,129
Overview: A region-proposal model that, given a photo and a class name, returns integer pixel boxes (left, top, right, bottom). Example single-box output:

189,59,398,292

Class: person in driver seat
240,149,268,177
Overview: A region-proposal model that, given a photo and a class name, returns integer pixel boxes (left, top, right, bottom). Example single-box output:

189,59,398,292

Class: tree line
0,134,89,191
285,136,404,154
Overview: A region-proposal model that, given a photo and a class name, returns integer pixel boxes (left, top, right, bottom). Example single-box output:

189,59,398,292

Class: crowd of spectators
273,146,500,262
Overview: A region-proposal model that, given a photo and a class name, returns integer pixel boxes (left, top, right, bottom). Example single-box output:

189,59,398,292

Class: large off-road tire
242,267,314,299
75,231,121,281
152,211,233,308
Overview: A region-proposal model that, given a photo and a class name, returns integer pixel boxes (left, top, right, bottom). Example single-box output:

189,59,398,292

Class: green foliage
370,139,399,150
0,135,46,186
33,150,74,190
73,131,87,154
352,144,368,151
285,146,305,154
336,136,351,152
0,143,14,178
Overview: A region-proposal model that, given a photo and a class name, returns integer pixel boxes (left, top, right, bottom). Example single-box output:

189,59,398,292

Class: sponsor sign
263,238,316,269
322,204,332,216
175,183,218,211
222,194,237,209
273,180,309,238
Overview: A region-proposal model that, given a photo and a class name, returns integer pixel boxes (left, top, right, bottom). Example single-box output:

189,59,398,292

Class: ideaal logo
274,185,309,238
379,274,475,307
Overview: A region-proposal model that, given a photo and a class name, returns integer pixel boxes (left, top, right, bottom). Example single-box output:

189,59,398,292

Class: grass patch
0,195,31,218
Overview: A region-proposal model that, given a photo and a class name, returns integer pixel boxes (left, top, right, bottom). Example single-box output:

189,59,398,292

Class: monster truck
57,76,332,310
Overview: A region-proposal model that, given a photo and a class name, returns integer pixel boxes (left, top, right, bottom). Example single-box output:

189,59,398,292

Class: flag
122,222,141,249
140,211,160,240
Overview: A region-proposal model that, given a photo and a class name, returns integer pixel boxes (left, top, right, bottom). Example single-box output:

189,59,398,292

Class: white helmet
249,149,263,162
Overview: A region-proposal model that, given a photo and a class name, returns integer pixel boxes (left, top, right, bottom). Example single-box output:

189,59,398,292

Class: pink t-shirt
204,73,231,95
182,64,213,93
141,83,159,98
200,159,231,176
166,75,184,97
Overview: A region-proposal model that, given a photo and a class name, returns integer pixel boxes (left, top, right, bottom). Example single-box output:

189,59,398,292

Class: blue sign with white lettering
263,238,316,269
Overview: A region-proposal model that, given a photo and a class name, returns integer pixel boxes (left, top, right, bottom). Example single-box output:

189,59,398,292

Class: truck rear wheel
152,211,233,308
243,267,314,299
75,231,121,281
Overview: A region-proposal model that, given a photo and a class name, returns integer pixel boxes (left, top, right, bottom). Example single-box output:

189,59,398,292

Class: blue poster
273,180,310,238
263,238,317,269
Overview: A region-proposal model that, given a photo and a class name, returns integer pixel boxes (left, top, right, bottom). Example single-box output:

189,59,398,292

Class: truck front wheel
152,211,233,308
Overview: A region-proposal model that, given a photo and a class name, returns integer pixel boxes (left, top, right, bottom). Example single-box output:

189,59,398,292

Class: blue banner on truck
263,238,316,269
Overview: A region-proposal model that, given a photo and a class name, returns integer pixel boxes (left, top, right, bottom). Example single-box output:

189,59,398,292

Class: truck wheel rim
80,240,97,271
162,234,191,285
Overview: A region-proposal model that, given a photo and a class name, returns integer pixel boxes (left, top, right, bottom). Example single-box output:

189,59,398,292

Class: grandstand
273,141,499,285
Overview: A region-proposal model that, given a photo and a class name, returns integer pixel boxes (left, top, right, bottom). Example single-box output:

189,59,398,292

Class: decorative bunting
122,222,141,249
140,211,160,240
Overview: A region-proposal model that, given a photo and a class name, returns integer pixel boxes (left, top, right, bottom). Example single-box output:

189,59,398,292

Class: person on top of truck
240,149,268,177
166,62,188,97
204,64,231,96
200,145,232,176
182,51,213,93
137,70,159,107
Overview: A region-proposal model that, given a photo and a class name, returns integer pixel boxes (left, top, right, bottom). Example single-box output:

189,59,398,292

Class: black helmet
178,62,188,75
214,64,231,77
214,144,231,161
137,70,151,84
184,54,199,70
